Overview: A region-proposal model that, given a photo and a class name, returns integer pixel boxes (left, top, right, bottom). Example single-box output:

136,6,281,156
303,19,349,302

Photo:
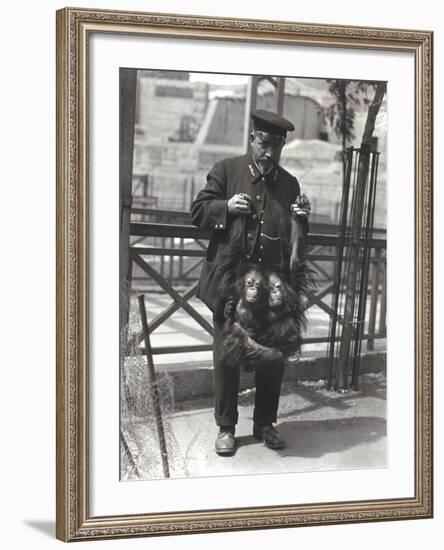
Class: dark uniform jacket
191,153,306,311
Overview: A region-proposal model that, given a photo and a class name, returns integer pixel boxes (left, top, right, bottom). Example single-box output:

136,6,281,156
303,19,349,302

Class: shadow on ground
122,373,387,480
233,415,386,459
276,416,386,458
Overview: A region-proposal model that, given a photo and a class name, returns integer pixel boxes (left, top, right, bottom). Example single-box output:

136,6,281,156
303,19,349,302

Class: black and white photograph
119,68,388,481
1,0,439,546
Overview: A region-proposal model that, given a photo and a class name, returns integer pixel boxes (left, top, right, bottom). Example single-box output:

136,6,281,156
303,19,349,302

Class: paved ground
122,291,387,481
122,372,386,481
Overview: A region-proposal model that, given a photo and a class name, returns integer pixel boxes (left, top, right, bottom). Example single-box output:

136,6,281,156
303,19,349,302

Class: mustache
258,157,275,163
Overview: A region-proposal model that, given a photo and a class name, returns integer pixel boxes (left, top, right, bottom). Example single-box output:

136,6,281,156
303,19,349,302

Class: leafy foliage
325,80,381,147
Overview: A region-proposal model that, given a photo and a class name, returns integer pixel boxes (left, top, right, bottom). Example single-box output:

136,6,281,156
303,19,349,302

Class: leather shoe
215,427,236,456
253,424,285,449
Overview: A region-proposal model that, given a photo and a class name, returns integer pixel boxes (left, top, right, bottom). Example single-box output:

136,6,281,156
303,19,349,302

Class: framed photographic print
56,7,433,541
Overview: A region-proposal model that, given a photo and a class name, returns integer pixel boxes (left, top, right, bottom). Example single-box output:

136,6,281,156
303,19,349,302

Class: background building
132,70,387,227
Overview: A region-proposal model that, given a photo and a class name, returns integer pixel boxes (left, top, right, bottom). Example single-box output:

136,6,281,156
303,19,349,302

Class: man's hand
291,194,311,217
227,193,252,216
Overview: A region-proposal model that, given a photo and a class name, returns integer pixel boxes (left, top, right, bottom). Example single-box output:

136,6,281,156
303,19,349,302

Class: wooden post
182,177,188,210
276,77,286,116
243,75,259,152
189,176,195,209
169,236,175,282
120,68,137,334
160,238,165,278
179,238,184,280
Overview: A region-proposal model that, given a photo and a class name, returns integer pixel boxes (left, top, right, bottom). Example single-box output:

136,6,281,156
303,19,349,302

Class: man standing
191,109,311,456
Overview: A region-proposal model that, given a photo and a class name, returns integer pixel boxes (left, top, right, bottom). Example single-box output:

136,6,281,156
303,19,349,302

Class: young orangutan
219,264,285,372
214,197,312,372
260,270,307,358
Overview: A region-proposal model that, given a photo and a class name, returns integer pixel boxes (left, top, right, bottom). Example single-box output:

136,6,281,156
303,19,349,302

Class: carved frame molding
56,7,433,541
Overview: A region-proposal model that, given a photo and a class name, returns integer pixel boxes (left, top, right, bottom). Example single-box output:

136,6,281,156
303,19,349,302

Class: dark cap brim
251,109,295,136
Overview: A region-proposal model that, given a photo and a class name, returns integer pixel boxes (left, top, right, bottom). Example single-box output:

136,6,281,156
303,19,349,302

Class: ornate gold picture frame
56,7,433,541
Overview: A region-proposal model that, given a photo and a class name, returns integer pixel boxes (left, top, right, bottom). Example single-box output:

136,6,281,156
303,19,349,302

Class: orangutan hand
223,296,236,319
291,194,311,217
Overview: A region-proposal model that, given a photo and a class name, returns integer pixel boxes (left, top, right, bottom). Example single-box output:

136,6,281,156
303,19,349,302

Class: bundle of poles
327,144,380,391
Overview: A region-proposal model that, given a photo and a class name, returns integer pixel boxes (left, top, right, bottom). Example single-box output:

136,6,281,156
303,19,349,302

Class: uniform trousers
212,317,285,428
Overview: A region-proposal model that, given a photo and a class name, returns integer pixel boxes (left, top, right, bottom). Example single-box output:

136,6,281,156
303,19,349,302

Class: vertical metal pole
138,295,170,478
351,151,379,388
367,251,381,351
378,257,387,337
120,430,140,478
327,148,354,390
336,143,372,390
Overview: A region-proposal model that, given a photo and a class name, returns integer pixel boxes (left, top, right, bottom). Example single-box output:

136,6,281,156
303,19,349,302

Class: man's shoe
215,427,236,456
253,424,285,449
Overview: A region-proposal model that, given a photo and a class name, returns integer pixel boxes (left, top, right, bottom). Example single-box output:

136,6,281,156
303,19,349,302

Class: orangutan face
244,269,267,305
268,272,284,308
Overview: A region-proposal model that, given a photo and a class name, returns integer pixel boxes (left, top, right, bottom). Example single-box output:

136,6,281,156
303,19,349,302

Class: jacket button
252,214,257,220
256,195,261,201
247,233,253,240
